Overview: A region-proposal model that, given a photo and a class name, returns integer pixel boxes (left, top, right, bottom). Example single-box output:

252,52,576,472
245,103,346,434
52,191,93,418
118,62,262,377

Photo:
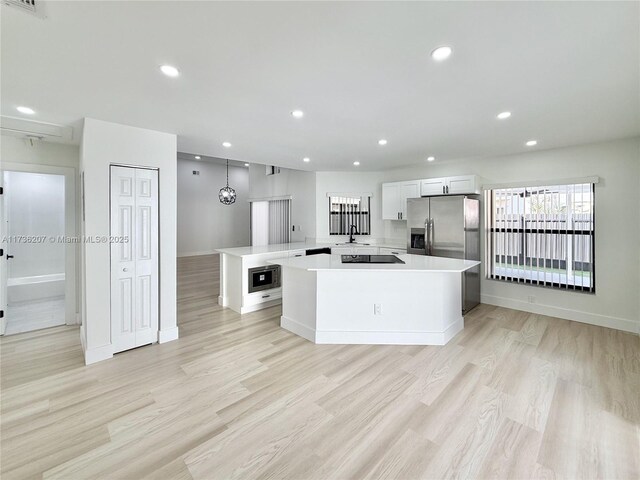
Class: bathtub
8,273,65,303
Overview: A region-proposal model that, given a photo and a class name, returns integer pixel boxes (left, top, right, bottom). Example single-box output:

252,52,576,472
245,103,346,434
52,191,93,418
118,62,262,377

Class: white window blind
329,195,371,236
484,182,595,292
268,199,291,245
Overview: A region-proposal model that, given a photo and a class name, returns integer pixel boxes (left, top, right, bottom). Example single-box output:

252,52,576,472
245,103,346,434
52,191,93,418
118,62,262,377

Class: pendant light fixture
218,159,236,205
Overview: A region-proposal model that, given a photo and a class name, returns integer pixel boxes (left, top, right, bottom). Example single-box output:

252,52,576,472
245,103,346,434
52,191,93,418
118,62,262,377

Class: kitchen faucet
348,224,359,243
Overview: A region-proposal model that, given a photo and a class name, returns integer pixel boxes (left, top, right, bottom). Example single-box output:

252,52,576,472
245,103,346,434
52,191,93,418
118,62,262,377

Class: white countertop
215,242,325,257
215,241,406,257
269,254,480,273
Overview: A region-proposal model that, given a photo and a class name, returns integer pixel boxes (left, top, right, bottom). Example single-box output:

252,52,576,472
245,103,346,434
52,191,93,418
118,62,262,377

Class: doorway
3,171,66,334
0,162,77,336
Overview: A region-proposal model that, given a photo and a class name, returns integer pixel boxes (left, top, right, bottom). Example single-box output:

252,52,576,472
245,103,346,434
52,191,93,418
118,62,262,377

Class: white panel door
110,166,158,353
0,172,6,335
133,169,159,347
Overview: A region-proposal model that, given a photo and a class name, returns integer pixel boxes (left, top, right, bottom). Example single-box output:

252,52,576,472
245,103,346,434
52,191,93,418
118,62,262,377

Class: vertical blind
484,182,595,292
329,195,371,236
268,199,291,244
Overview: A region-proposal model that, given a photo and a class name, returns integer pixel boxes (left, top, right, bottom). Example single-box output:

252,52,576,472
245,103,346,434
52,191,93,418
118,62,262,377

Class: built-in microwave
248,265,281,293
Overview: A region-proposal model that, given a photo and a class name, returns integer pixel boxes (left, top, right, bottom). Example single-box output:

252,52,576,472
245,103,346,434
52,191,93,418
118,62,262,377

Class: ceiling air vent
3,0,45,18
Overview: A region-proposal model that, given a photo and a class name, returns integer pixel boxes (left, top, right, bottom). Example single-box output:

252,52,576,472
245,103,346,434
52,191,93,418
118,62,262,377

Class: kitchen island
215,242,406,314
268,254,480,345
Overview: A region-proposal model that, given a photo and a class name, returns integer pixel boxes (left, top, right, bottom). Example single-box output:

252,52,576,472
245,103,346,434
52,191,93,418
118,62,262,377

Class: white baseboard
0,316,6,336
481,294,639,334
281,315,316,342
218,295,228,307
178,250,220,258
240,299,281,314
158,327,179,343
316,329,451,345
281,315,463,346
79,324,86,352
84,343,114,365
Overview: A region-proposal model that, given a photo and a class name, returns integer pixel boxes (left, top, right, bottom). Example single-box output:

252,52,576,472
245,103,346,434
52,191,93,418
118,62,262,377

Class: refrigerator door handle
424,218,430,255
429,218,434,255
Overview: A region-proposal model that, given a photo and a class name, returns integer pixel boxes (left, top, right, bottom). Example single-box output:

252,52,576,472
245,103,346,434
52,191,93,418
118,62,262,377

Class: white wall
248,165,316,242
177,159,250,256
80,118,178,364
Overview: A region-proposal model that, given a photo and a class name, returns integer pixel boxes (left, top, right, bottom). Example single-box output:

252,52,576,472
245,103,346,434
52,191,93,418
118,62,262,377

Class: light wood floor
1,254,638,479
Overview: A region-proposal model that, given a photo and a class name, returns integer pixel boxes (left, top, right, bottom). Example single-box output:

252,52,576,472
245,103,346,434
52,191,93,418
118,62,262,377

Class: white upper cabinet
382,183,401,220
420,177,447,196
446,175,478,195
382,180,420,220
420,175,480,196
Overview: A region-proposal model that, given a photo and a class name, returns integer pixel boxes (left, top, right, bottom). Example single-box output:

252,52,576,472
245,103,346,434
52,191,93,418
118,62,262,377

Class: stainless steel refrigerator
407,195,480,314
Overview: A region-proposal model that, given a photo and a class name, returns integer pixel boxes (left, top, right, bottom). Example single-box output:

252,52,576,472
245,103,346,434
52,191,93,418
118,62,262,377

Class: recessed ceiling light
222,142,232,148
160,65,180,77
526,140,538,147
378,139,388,146
244,163,250,167
431,46,453,61
353,161,360,166
497,111,512,120
291,110,304,118
16,106,35,115
303,157,310,163
427,156,435,162
194,155,201,160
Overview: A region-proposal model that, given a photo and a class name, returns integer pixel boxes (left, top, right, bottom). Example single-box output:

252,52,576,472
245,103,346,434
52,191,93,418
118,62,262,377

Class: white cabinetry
382,180,420,220
420,175,479,196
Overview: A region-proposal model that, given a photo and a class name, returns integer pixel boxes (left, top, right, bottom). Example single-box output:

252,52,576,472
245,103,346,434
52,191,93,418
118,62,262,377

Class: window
484,181,595,292
329,195,371,236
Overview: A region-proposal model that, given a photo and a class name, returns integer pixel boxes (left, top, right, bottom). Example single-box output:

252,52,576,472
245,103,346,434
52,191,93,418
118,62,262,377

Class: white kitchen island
268,254,480,346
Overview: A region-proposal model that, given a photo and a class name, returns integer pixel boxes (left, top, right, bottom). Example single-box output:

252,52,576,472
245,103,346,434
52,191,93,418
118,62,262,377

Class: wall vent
265,165,281,176
3,0,45,18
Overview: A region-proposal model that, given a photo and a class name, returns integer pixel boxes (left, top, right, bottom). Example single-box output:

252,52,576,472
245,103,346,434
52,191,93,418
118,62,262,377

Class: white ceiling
2,1,638,171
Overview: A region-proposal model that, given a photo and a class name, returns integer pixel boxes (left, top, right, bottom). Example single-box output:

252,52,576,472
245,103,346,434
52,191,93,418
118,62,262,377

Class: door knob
123,267,129,272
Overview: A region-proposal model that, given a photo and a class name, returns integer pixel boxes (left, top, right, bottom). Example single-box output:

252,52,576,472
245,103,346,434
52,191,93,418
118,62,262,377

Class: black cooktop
341,255,405,264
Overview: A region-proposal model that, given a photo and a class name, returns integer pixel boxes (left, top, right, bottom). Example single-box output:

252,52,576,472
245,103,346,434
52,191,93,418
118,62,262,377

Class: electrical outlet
374,303,382,315
528,295,536,304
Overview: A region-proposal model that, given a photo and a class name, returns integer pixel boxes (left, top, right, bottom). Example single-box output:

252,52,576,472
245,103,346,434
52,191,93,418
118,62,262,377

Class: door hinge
0,310,3,319
0,249,3,257
0,187,3,195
